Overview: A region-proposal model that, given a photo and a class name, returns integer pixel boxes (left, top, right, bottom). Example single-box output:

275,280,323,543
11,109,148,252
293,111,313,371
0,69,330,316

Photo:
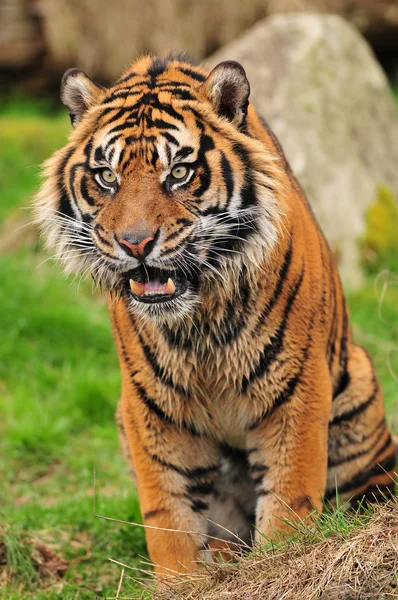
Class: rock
3,1,398,91
208,14,398,286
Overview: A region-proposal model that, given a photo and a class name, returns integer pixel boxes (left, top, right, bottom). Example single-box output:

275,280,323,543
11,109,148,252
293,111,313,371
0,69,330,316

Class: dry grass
147,500,398,600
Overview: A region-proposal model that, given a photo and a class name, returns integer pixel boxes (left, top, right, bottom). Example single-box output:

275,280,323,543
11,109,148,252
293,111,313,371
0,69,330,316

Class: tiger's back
35,53,395,574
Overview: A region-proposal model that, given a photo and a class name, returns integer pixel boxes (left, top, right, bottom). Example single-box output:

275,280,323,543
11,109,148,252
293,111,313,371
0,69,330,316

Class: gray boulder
208,14,398,286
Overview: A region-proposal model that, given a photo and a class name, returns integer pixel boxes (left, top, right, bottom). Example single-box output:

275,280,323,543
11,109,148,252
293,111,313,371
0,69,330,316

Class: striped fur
35,53,395,575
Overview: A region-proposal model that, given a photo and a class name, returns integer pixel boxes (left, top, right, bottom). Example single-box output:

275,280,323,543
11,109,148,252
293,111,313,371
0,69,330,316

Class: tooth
165,278,176,294
129,279,145,296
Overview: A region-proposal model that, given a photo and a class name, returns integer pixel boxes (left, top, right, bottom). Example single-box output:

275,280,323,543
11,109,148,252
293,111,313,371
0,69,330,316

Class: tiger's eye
100,168,117,184
170,165,188,180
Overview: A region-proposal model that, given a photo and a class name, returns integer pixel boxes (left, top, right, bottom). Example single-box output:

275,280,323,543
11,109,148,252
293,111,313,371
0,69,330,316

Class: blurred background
0,1,398,598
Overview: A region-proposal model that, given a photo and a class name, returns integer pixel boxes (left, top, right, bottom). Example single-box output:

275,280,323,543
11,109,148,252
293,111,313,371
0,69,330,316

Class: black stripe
178,67,206,82
333,302,349,398
176,217,193,226
94,248,119,261
149,452,218,479
328,419,387,467
333,368,350,400
57,147,75,219
105,134,122,149
175,146,194,161
211,269,251,346
130,318,191,398
107,120,140,136
325,452,396,500
327,279,338,371
135,382,175,427
191,499,209,512
165,143,172,166
101,105,139,121
166,88,195,100
157,80,192,89
220,151,234,203
150,146,159,168
329,377,378,426
160,322,193,352
135,380,201,437
162,132,178,146
67,162,88,221
80,175,96,207
248,368,302,430
187,482,214,495
249,463,268,485
242,266,305,393
164,227,184,244
95,228,112,248
59,192,74,221
115,71,139,85
247,308,316,429
94,146,105,163
155,101,185,123
146,118,179,131
143,508,167,520
125,134,156,144
350,482,395,505
257,489,271,497
371,434,394,466
148,56,168,77
255,238,293,335
192,134,215,198
113,314,200,436
102,90,145,104
108,147,115,163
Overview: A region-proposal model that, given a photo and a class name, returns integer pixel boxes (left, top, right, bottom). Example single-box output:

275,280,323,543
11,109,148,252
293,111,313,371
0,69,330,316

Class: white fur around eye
167,166,194,190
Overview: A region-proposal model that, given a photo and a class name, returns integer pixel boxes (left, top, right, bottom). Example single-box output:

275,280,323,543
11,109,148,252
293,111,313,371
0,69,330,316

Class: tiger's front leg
119,391,220,575
247,362,331,540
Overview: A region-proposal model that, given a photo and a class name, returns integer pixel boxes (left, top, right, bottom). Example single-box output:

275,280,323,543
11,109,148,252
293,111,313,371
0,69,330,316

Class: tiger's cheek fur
34,53,395,574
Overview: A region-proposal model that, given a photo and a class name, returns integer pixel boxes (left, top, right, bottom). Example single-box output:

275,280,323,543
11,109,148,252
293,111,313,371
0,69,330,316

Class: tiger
34,52,396,575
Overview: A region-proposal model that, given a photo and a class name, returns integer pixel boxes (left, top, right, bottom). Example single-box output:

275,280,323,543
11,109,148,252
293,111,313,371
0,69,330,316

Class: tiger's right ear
61,68,105,126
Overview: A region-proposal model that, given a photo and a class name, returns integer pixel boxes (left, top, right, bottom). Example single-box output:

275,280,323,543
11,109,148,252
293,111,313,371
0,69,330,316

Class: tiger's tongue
129,277,176,297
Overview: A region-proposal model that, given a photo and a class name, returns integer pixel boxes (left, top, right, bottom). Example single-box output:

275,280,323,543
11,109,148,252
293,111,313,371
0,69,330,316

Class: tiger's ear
199,61,250,128
61,68,105,126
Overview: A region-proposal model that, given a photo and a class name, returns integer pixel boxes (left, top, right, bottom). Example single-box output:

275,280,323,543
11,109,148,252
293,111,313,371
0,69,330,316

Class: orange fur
35,53,395,575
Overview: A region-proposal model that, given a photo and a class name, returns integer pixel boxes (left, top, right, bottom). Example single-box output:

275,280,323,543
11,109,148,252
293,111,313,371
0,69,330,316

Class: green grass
0,103,147,598
0,101,69,223
0,101,397,599
0,251,148,599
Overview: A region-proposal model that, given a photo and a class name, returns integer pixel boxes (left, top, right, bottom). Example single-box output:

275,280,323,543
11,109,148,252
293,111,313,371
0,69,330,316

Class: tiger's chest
151,330,275,445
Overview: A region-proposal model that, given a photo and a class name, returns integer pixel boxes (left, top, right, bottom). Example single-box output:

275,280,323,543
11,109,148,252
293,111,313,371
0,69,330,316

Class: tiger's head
35,54,282,321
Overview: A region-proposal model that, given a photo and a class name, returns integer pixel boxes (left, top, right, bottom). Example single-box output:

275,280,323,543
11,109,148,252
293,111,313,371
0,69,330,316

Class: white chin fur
126,290,199,324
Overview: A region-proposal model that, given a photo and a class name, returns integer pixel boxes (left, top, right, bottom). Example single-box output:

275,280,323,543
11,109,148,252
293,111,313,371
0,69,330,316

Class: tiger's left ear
199,61,250,128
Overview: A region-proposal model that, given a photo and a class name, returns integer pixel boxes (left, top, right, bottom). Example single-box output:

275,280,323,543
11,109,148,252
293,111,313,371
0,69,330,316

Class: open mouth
125,265,189,304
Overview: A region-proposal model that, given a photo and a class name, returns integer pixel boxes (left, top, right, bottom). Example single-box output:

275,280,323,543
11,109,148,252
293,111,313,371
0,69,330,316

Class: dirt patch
0,526,68,590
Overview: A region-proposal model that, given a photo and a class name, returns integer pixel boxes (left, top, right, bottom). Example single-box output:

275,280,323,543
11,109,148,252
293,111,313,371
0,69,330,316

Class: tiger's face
35,56,280,321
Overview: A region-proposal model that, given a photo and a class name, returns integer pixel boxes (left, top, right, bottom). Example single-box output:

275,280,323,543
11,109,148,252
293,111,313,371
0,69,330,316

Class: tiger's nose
119,229,159,260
